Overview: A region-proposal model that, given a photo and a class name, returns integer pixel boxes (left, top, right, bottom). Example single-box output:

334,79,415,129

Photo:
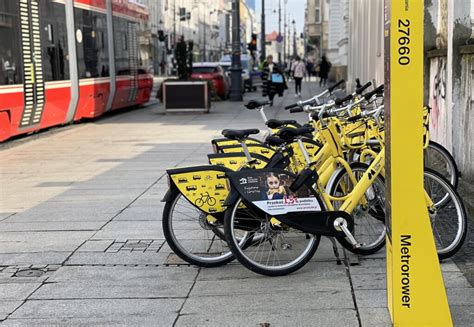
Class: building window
315,8,321,24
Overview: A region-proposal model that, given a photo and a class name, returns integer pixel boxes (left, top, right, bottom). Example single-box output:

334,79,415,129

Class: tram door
17,0,45,129
0,1,24,140
18,0,71,130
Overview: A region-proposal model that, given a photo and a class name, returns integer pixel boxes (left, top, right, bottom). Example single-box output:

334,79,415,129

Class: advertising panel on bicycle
229,170,321,215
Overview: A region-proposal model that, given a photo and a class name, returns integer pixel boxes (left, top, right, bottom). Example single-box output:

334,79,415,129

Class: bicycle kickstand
328,237,342,265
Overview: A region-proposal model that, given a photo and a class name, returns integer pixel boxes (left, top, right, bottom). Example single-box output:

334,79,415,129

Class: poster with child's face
231,170,322,216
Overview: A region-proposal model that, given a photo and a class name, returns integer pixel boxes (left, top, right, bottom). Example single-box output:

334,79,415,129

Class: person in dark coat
318,55,331,87
261,55,288,106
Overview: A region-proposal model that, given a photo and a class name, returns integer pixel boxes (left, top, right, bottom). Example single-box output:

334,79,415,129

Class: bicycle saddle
277,126,315,142
222,129,260,141
265,135,286,147
265,119,301,129
245,100,272,110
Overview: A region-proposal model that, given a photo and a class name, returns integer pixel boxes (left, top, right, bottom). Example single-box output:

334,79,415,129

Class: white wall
347,0,384,90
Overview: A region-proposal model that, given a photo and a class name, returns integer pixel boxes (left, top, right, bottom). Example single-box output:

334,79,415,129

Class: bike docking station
384,1,452,326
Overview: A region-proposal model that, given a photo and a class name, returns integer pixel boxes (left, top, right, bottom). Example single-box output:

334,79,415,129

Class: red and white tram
0,0,153,142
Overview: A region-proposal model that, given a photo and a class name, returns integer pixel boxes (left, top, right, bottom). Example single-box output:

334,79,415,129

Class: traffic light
179,8,191,21
179,7,186,21
158,30,166,42
247,33,257,51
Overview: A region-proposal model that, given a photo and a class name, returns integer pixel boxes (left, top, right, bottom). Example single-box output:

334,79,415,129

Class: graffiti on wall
429,56,448,147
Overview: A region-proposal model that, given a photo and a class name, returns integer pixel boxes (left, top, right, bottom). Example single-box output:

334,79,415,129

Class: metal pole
292,19,297,56
173,0,176,48
203,21,206,61
278,0,281,63
283,2,286,64
261,0,266,59
230,0,243,101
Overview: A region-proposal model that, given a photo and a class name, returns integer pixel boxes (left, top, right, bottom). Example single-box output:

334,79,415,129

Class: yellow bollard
384,1,452,326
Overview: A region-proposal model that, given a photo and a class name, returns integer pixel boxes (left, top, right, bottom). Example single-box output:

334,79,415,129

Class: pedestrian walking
292,56,306,97
261,55,287,106
318,55,331,87
306,60,314,81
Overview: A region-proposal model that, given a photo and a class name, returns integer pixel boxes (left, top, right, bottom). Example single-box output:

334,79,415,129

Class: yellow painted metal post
384,1,452,326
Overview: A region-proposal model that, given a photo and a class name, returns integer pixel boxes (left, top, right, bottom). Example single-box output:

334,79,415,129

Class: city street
0,82,473,326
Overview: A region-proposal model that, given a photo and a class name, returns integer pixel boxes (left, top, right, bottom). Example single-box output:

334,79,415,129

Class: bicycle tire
224,197,321,277
162,188,235,267
328,162,386,255
425,141,459,189
424,168,467,260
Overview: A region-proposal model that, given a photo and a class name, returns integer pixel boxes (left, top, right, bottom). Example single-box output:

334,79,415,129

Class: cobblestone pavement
0,82,473,326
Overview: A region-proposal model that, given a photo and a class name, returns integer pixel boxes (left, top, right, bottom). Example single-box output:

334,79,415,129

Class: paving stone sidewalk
0,82,473,326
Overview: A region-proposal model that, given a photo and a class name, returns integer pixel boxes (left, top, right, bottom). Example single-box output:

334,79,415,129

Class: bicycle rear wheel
424,141,459,189
162,188,234,267
224,197,321,276
424,169,467,260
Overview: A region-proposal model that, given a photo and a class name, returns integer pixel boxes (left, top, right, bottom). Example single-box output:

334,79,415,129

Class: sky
255,0,306,36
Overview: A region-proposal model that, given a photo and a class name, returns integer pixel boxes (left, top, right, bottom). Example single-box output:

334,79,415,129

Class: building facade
139,0,232,75
304,0,324,59
327,0,349,81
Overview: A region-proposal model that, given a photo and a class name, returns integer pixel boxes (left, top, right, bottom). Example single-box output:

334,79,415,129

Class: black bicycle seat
266,119,301,129
265,135,286,147
222,129,260,141
277,126,315,142
245,100,272,110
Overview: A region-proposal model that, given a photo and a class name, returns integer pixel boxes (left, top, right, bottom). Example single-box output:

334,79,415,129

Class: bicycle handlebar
289,107,304,113
328,79,345,93
355,82,372,95
335,94,353,106
347,114,362,122
285,103,299,110
363,84,384,101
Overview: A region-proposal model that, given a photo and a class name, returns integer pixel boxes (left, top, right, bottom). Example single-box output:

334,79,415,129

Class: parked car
191,63,230,99
218,60,246,94
220,54,262,92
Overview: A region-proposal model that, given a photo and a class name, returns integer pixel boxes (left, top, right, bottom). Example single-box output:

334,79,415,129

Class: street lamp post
173,0,176,47
261,0,266,59
292,19,296,56
230,0,243,101
203,20,207,61
278,0,282,63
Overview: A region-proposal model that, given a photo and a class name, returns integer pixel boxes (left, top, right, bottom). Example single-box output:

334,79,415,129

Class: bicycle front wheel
328,163,387,255
224,197,321,277
424,169,467,260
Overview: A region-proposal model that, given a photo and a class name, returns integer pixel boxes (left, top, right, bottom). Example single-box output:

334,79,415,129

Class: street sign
384,1,452,326
276,34,283,43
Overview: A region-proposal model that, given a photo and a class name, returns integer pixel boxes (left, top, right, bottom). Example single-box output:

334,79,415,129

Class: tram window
0,1,23,85
75,8,110,78
137,21,150,74
39,1,70,81
113,17,130,76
